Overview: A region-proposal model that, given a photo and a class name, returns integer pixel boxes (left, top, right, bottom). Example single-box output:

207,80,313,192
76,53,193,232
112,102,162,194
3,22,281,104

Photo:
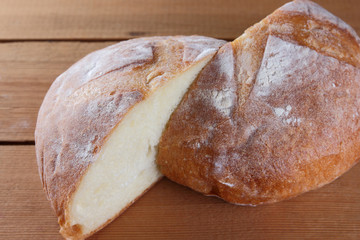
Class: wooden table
1,0,359,239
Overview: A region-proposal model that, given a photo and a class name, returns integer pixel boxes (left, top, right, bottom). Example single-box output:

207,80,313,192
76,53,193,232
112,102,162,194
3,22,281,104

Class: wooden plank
0,41,117,141
0,145,359,239
0,146,62,240
0,0,359,40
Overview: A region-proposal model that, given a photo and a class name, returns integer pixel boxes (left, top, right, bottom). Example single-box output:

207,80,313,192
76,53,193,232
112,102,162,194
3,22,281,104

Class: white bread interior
66,55,214,236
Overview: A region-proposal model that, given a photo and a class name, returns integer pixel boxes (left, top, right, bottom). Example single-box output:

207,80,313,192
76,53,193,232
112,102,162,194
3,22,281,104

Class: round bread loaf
157,0,360,205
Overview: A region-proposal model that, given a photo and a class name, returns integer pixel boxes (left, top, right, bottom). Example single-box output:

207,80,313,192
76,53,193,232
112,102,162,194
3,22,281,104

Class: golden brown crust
35,36,225,238
157,0,360,205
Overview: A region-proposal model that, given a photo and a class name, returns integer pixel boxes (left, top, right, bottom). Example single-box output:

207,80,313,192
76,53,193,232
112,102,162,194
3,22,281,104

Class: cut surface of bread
67,56,213,236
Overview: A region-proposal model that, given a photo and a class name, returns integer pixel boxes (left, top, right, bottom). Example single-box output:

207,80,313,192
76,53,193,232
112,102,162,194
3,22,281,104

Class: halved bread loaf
157,0,360,205
36,0,360,239
35,36,225,239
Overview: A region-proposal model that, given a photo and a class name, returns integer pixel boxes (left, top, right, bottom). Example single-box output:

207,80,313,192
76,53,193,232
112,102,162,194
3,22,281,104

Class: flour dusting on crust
157,1,360,206
280,0,360,43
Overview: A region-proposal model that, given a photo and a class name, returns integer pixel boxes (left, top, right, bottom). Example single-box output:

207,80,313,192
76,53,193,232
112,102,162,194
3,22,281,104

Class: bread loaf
157,0,360,205
35,36,225,239
35,0,360,239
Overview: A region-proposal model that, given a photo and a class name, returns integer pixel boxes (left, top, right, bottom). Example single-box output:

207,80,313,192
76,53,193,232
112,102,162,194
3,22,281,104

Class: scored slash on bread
35,0,360,239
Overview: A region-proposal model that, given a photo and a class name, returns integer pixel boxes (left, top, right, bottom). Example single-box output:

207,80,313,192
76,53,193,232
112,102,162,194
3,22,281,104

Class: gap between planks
0,37,232,43
0,141,35,145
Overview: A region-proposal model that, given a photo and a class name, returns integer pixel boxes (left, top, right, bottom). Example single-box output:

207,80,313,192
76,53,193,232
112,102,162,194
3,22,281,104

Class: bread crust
35,36,225,238
157,0,360,205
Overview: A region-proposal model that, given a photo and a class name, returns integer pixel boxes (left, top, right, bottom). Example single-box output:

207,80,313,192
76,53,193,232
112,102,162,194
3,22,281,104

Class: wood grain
1,1,360,239
0,41,116,141
0,0,359,41
0,146,359,239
